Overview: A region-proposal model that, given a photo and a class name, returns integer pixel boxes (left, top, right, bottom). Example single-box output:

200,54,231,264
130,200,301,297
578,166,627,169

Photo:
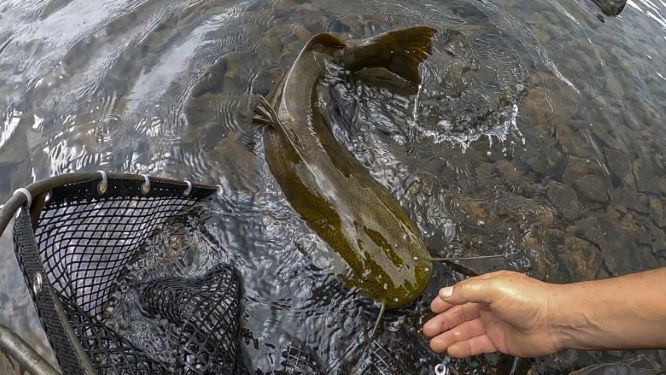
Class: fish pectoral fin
340,26,437,90
226,95,266,151
252,96,281,129
235,127,262,151
252,95,300,148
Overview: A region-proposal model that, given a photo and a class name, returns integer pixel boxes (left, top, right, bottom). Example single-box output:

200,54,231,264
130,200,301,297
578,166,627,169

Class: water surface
1,0,666,373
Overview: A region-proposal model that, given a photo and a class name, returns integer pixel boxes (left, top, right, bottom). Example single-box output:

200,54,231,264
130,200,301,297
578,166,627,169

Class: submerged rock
574,174,609,204
563,156,594,185
560,236,602,282
590,0,627,16
634,154,662,195
546,181,584,221
604,148,635,189
575,212,660,276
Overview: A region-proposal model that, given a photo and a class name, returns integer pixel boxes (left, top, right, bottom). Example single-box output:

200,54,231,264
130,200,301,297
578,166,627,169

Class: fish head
348,221,433,309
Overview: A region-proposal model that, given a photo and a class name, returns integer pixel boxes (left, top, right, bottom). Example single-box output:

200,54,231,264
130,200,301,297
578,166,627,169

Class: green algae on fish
255,27,437,309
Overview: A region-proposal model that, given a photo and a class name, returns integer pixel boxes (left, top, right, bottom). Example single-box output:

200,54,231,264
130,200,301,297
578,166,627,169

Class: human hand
422,271,564,358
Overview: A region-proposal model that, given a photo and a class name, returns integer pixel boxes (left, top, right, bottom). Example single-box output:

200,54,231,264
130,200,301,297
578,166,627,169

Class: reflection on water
628,0,666,28
1,0,666,373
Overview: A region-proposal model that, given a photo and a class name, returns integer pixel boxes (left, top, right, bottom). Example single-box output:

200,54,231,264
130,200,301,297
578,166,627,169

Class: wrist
542,269,666,352
547,283,599,351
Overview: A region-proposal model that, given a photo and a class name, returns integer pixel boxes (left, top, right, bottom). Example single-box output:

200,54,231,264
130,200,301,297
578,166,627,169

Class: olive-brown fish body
258,28,437,308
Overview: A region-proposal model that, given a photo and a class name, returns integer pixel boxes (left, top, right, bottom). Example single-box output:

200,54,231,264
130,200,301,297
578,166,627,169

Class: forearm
551,267,666,351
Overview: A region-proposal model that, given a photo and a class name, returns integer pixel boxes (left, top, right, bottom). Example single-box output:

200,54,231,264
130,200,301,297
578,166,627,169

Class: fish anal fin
340,26,437,88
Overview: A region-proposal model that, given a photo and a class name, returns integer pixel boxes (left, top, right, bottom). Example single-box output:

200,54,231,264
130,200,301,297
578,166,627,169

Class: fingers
423,304,481,337
438,278,501,306
424,271,532,358
428,319,490,354
447,335,497,358
430,294,454,313
430,272,502,312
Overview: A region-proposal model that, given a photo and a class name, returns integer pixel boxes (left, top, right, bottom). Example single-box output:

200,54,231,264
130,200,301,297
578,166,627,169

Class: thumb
439,278,499,306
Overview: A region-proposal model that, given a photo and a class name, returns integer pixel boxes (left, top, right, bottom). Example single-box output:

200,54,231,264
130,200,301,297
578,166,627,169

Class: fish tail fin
339,26,437,87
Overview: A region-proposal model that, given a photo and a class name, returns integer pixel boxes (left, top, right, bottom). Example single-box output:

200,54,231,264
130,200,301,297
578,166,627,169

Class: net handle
0,322,60,375
0,172,217,237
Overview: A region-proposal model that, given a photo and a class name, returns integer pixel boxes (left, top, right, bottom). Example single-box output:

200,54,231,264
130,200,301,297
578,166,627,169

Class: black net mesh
340,332,428,375
139,264,246,374
59,296,168,374
273,334,422,375
33,178,211,319
364,338,414,375
10,174,248,374
275,341,324,375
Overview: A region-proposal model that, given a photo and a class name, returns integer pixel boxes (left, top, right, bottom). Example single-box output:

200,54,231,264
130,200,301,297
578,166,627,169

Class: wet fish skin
256,27,437,309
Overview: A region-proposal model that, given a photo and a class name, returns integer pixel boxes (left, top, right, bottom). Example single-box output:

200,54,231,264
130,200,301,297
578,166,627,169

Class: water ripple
2,0,666,373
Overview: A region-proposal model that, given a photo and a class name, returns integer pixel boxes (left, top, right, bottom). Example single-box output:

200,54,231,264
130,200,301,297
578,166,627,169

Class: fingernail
439,286,453,299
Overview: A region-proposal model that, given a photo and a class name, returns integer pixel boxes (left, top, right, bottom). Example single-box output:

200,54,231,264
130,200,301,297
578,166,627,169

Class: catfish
255,27,500,312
